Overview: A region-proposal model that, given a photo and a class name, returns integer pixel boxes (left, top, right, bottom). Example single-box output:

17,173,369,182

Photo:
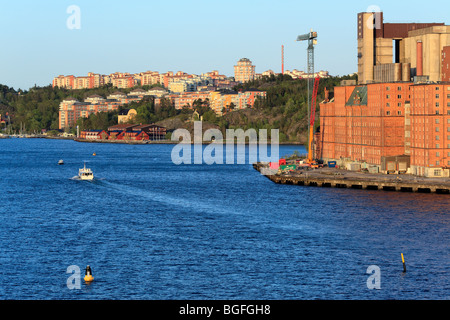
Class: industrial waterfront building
317,12,450,177
357,11,450,84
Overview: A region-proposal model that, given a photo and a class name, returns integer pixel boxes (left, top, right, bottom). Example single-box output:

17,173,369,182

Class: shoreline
2,135,305,146
72,138,304,146
254,162,450,194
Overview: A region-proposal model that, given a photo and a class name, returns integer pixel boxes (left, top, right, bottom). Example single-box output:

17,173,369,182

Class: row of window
386,111,402,115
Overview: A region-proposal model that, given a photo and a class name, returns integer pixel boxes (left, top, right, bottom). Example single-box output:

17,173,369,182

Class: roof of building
118,108,137,116
216,89,238,95
86,94,104,99
107,124,139,131
132,124,166,131
345,86,368,106
244,88,263,92
110,91,126,96
130,89,146,93
149,87,167,91
118,109,130,115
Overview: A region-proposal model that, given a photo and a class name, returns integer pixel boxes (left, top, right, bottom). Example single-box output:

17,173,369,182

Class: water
0,138,448,300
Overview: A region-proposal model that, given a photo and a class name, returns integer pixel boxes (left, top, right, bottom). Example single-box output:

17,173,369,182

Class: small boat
78,162,94,180
58,160,64,165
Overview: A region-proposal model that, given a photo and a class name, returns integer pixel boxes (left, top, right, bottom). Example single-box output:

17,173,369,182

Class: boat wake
94,179,246,218
70,176,105,181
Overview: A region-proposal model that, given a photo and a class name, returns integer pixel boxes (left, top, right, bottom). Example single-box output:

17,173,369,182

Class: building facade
410,83,450,176
318,80,450,177
234,58,256,83
319,82,412,167
357,12,450,84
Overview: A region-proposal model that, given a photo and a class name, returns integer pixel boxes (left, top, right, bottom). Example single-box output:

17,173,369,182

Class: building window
398,103,402,107
434,169,442,176
386,111,391,116
386,103,390,107
436,151,440,156
398,111,402,115
398,87,402,91
386,86,390,91
436,87,440,91
436,136,440,140
398,95,402,99
436,119,440,124
386,95,390,99
436,127,440,132
436,94,440,99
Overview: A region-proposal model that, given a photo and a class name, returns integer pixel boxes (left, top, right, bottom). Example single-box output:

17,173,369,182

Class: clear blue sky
0,0,449,90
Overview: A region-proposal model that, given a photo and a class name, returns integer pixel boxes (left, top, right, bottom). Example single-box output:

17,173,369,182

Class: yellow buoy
93,153,96,156
84,265,94,282
84,274,94,282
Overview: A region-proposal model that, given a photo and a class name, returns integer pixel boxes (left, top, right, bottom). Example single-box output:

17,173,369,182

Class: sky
0,0,449,90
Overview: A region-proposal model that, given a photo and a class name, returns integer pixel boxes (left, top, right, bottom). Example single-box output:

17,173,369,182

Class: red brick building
409,83,450,176
318,81,450,177
442,46,450,82
319,82,411,167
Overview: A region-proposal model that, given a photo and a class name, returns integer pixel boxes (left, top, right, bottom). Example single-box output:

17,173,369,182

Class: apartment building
141,71,161,86
234,58,256,83
111,76,136,89
59,90,144,129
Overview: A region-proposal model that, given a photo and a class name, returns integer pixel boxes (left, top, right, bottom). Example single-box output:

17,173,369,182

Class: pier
253,163,450,194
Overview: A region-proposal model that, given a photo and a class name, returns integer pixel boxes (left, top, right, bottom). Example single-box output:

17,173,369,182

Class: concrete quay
254,163,450,194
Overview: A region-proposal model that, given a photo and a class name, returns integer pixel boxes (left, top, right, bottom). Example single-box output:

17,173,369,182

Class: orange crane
307,77,320,164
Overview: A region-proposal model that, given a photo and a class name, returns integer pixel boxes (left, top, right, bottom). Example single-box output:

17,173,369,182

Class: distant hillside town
52,59,330,91
56,58,329,130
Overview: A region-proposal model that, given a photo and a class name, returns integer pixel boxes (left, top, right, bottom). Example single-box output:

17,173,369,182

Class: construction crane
308,77,320,164
296,29,318,164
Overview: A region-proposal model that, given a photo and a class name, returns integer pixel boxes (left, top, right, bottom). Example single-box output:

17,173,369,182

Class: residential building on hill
234,58,256,83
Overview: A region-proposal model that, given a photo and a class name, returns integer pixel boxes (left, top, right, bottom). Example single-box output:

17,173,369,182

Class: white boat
78,163,94,180
58,160,64,165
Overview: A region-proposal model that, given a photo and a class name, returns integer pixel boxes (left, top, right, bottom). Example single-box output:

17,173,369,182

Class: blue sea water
0,138,448,300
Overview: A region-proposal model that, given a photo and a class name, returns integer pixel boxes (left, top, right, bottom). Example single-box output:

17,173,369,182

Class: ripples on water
0,139,448,300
